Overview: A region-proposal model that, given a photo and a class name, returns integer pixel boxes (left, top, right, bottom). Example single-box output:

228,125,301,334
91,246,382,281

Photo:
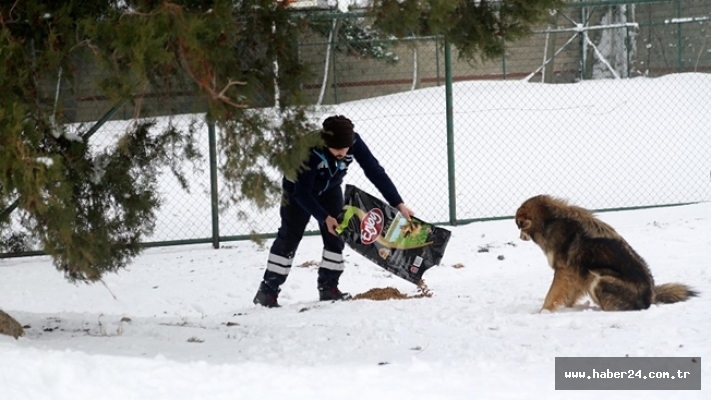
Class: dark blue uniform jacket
287,132,403,222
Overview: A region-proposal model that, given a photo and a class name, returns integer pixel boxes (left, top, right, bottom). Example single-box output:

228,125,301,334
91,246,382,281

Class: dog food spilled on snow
353,280,432,301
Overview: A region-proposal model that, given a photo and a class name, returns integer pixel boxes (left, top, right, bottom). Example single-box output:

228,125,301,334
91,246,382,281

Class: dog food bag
336,184,451,285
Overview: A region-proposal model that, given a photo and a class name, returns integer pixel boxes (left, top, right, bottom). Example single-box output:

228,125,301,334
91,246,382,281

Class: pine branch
0,0,21,26
176,41,248,109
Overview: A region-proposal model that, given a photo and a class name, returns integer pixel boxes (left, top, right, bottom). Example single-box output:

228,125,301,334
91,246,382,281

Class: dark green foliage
308,15,400,64
1,0,564,283
0,232,32,254
370,0,564,61
340,22,399,63
0,0,319,282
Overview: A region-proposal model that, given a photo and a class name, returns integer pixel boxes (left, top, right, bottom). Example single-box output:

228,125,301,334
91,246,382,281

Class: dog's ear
520,219,532,231
517,218,533,241
515,216,532,230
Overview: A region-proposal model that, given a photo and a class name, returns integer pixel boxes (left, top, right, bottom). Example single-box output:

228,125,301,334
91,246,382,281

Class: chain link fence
2,0,710,256
288,0,711,230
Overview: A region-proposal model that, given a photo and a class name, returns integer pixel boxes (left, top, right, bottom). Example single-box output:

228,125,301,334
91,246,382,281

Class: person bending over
253,115,414,307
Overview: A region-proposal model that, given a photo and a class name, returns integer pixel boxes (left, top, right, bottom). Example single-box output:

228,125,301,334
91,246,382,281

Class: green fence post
207,117,220,249
444,36,457,225
82,99,129,141
625,23,631,78
677,0,683,72
435,38,441,86
502,41,507,79
0,199,19,223
332,30,339,104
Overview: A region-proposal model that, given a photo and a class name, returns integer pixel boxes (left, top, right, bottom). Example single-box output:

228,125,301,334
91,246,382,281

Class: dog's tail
653,283,698,304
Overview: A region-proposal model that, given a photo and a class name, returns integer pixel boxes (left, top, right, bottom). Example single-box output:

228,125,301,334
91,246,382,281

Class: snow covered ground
2,70,711,398
1,200,709,399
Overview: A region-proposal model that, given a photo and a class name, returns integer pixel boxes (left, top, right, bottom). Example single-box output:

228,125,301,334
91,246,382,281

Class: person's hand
396,203,415,220
325,215,340,236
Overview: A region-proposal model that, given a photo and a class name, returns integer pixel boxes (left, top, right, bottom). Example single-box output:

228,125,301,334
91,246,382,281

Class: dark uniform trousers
258,184,346,295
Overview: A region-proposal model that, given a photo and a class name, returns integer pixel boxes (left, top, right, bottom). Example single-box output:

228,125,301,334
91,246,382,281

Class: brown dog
515,195,697,312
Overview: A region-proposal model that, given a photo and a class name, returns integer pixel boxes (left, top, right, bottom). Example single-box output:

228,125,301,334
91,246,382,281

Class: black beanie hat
321,115,354,149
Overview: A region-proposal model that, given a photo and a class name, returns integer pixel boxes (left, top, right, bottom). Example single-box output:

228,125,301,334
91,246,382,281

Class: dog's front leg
541,266,576,312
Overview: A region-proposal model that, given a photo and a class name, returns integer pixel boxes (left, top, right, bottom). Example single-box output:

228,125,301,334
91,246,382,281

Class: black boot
318,286,352,301
317,267,350,301
253,290,280,308
253,282,281,308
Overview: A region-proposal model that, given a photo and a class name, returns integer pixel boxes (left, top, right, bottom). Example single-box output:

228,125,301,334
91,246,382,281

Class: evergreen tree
306,13,400,64
369,0,564,61
0,0,563,334
1,0,319,283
